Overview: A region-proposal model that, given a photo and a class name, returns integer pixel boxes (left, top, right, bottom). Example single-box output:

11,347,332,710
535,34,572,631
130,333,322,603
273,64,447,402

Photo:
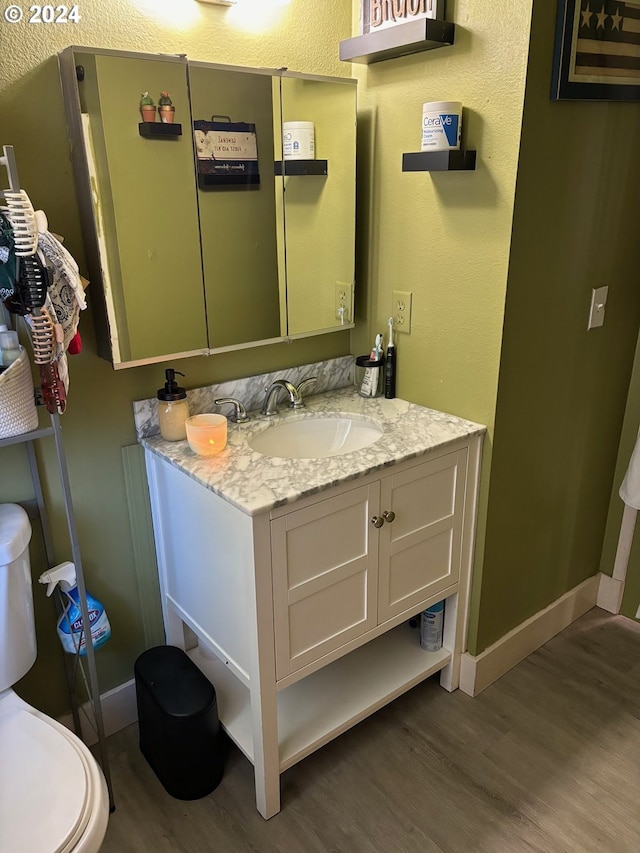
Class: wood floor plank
98,608,640,853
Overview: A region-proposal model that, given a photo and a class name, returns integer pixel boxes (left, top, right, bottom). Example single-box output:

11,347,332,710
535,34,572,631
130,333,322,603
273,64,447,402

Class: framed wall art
551,0,640,101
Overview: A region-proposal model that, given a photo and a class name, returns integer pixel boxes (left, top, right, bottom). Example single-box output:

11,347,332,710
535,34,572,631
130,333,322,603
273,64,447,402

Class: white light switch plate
588,286,608,330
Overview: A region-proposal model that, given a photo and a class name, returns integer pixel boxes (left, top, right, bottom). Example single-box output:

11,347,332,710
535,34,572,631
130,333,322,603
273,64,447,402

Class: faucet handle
293,377,317,407
214,397,249,423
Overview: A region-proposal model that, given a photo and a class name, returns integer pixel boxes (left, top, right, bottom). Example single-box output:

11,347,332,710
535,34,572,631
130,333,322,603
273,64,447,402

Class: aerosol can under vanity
420,600,444,652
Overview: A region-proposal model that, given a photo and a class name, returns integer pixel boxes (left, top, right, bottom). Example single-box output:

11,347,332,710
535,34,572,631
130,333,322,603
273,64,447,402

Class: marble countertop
141,388,486,516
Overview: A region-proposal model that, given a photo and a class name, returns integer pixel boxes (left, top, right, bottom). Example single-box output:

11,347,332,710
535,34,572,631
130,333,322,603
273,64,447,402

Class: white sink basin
249,416,383,459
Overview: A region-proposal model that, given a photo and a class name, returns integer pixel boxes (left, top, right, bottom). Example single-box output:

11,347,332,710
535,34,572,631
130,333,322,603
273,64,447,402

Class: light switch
587,286,608,330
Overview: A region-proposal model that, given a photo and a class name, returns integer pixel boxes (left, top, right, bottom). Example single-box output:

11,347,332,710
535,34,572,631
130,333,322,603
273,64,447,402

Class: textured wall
1,1,350,87
351,2,532,429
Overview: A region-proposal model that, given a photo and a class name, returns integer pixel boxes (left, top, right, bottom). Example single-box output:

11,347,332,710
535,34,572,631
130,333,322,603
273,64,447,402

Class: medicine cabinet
58,48,356,369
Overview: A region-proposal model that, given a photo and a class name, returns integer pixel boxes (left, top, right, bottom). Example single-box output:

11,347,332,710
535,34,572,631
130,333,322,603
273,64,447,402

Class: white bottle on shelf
420,600,445,651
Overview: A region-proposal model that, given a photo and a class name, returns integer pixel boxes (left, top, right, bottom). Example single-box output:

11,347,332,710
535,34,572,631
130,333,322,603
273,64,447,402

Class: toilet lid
0,708,93,853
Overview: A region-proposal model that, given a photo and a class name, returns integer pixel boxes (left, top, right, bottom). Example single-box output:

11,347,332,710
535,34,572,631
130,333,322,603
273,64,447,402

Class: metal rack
0,145,114,810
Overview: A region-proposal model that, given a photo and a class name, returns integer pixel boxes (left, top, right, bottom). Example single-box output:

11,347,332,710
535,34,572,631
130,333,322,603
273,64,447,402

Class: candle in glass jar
185,414,227,456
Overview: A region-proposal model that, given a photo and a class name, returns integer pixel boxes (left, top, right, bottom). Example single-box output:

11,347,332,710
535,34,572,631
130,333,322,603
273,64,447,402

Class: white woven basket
0,346,39,439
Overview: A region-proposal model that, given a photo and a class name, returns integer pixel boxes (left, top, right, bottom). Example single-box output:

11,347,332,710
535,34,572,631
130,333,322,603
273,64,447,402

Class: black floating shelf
339,18,454,64
274,160,328,176
198,173,260,188
138,122,183,138
402,150,476,172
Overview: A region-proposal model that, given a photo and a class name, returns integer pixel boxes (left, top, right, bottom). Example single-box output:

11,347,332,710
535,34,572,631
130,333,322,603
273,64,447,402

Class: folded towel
619,429,640,511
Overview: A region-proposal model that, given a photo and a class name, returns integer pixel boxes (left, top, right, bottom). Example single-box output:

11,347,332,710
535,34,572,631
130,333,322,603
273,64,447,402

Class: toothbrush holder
355,354,384,398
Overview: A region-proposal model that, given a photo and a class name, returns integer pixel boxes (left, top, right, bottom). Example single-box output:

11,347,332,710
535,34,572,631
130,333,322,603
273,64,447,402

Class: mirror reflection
188,63,283,349
66,50,208,365
280,73,356,337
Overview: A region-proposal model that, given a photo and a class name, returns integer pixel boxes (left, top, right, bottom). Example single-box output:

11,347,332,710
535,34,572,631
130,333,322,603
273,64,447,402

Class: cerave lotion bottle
421,101,462,151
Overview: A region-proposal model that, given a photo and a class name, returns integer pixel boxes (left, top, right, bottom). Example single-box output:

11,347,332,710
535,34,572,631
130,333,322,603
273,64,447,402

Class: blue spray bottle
39,562,111,656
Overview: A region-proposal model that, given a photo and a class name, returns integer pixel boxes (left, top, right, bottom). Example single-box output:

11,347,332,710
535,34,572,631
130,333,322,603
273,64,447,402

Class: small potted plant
139,92,156,122
158,92,175,124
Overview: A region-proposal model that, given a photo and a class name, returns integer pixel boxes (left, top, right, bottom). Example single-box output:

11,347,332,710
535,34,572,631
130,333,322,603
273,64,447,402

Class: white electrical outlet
392,290,412,334
335,282,353,323
588,286,608,330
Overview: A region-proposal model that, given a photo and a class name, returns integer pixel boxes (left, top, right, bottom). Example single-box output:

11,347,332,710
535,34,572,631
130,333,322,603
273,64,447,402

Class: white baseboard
58,678,138,745
459,575,600,697
596,572,625,614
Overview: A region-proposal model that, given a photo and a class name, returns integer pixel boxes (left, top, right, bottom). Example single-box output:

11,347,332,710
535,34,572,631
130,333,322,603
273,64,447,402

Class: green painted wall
475,0,640,651
0,0,353,717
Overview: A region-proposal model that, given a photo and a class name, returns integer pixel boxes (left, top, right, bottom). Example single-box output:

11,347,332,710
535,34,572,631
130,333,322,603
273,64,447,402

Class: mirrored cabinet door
188,62,284,350
280,72,357,338
60,49,208,367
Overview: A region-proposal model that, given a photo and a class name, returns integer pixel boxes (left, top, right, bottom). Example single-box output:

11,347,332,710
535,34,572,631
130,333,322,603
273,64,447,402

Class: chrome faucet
214,397,249,423
261,377,317,415
261,379,298,415
295,376,317,403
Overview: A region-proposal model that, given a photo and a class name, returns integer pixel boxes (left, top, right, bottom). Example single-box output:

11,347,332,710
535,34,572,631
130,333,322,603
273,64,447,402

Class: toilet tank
0,504,36,691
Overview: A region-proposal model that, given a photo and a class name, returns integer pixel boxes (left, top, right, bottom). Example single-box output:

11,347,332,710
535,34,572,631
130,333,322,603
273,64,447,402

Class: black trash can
134,645,225,800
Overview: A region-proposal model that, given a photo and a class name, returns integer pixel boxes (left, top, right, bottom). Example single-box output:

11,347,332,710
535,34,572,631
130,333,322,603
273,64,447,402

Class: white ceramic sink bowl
249,416,383,459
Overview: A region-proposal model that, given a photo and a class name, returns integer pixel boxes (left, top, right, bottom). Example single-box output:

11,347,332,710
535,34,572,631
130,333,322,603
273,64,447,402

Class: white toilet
0,503,109,853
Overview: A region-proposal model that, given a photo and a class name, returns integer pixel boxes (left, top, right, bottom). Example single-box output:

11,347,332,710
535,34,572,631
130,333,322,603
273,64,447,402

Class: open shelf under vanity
189,621,451,771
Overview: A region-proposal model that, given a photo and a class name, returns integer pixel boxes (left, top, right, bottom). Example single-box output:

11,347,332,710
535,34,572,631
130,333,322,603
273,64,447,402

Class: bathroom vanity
142,388,484,818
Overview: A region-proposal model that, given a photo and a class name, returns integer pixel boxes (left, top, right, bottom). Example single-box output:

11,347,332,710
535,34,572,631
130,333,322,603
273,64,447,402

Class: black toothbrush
384,316,396,399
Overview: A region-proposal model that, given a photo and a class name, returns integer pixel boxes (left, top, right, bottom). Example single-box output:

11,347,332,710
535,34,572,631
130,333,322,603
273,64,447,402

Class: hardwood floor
98,608,639,852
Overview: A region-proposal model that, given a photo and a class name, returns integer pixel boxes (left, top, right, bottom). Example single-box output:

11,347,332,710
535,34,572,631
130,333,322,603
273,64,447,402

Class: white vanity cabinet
271,447,467,681
271,482,379,679
144,425,481,820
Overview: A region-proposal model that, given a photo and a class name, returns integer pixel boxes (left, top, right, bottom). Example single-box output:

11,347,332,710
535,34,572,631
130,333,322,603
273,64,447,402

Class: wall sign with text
361,0,445,33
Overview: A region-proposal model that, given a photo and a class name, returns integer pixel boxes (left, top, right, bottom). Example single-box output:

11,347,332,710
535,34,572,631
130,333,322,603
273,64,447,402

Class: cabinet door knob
382,510,395,522
371,515,384,528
